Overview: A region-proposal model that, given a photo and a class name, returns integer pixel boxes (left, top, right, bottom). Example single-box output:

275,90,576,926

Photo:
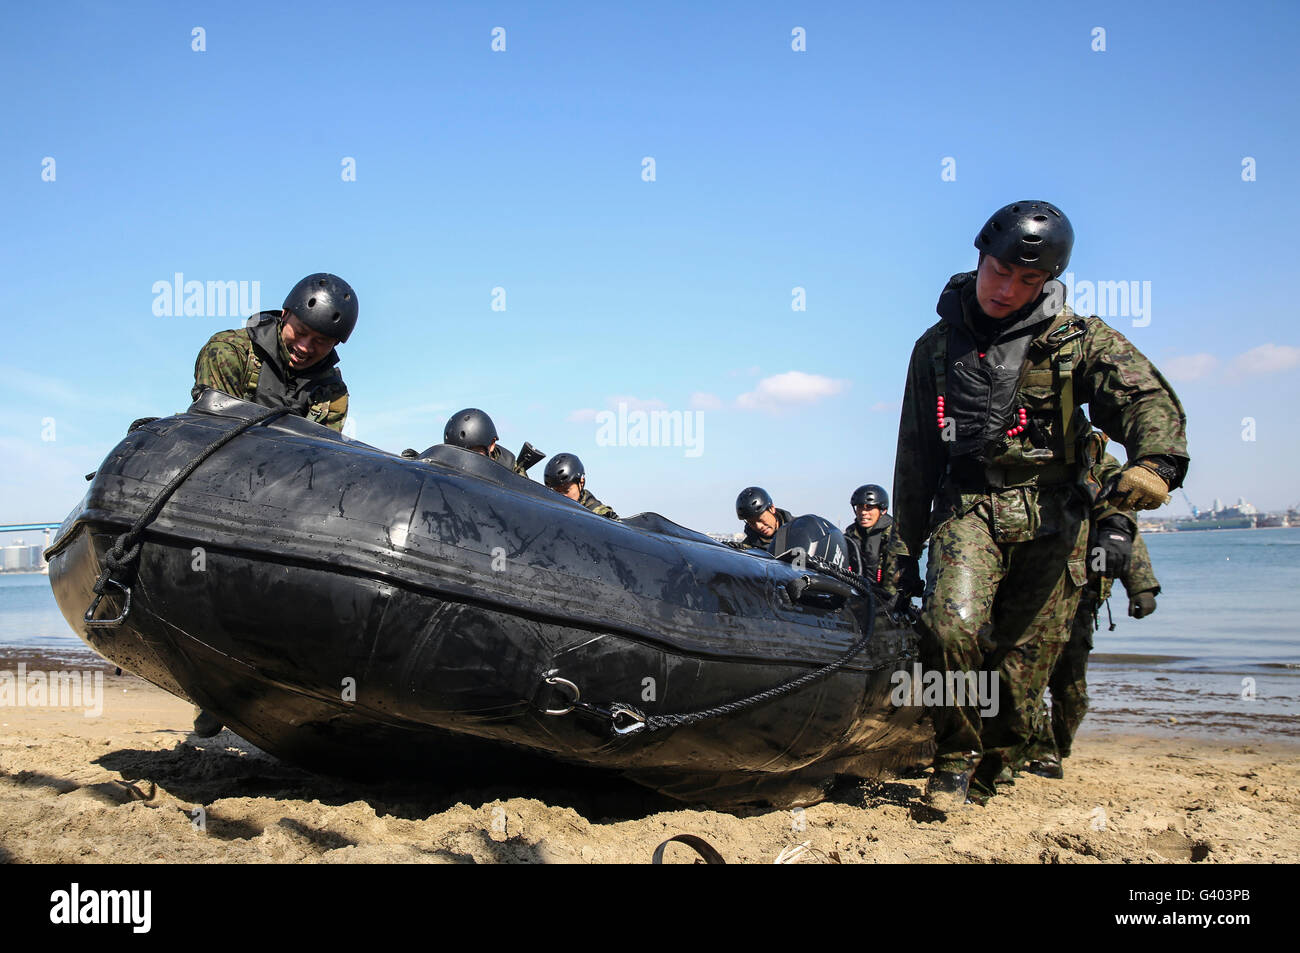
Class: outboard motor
772,515,851,570
772,515,855,609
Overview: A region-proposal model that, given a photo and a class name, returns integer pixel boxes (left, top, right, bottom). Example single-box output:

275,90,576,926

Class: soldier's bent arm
191,332,250,403
891,330,946,560
317,393,348,433
1078,320,1190,488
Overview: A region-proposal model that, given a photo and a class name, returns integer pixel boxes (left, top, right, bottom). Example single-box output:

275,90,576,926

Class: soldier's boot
968,756,1005,804
192,707,223,738
965,775,996,806
1022,755,1064,779
924,767,974,810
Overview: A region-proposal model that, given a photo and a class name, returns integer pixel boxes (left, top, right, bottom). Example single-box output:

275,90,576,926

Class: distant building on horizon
3,542,31,571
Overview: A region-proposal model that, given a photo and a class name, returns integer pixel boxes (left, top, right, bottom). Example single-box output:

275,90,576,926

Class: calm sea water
4,528,1300,665
0,572,73,650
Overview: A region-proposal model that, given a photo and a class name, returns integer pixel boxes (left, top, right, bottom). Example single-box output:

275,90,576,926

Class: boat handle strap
83,406,290,627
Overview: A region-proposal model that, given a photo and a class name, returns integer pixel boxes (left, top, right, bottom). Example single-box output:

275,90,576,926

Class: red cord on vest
1005,407,1028,437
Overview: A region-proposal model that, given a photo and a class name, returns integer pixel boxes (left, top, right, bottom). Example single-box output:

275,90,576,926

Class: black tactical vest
247,313,346,415
845,513,892,580
933,274,1085,480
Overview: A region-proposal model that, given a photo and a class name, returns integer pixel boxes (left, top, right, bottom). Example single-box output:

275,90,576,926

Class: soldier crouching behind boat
441,408,532,478
736,487,793,553
544,453,619,519
191,273,356,432
844,484,894,584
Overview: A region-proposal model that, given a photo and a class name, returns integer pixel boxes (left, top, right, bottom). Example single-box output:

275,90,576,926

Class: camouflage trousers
1023,589,1099,763
919,500,1087,781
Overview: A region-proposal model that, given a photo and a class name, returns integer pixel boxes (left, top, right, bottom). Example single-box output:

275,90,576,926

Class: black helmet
973,201,1074,278
443,408,498,450
736,486,774,522
544,453,585,488
283,273,358,343
772,515,850,570
850,484,889,510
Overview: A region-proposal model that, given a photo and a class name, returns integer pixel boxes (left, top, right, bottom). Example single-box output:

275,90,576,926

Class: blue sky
2,0,1298,543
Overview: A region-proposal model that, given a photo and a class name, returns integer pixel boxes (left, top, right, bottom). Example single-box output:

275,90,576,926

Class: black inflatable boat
46,391,932,807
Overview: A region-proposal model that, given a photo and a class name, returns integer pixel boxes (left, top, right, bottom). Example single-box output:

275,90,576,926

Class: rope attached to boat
544,555,900,735
84,406,290,626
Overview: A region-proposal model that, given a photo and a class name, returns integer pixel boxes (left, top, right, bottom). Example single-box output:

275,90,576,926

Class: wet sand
3,649,1297,864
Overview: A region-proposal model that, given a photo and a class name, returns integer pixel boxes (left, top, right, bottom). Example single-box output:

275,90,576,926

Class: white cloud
1225,344,1300,380
735,371,849,413
566,408,598,423
1161,353,1219,382
690,392,723,411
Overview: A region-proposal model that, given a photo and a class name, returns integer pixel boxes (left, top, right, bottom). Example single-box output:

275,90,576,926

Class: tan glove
1112,460,1171,511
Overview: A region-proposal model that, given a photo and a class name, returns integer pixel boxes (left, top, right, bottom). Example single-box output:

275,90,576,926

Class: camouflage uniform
487,444,531,479
192,312,348,431
891,272,1187,788
577,488,619,520
1024,452,1161,763
742,507,793,552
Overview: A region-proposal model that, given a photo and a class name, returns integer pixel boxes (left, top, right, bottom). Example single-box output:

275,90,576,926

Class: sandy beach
2,653,1296,865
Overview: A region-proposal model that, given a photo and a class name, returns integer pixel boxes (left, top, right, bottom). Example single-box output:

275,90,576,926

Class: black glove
1129,591,1157,618
895,556,924,599
1092,515,1133,578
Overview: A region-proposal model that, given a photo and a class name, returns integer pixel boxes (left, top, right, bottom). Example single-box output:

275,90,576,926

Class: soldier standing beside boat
1022,444,1162,778
889,200,1189,808
192,273,356,432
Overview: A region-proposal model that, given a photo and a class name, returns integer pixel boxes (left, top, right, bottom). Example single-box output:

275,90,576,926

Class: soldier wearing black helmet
844,484,894,584
544,453,619,519
441,408,529,477
736,487,793,552
188,273,358,737
889,200,1189,808
191,273,356,432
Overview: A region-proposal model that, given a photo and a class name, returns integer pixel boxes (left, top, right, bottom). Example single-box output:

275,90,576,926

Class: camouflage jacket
488,445,530,479
191,312,349,432
578,488,619,520
891,272,1189,562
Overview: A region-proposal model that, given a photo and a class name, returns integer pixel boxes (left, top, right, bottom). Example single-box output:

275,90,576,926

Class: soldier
889,200,1188,808
189,273,356,738
736,487,793,552
442,408,530,478
1022,446,1161,778
844,484,894,584
543,453,619,519
192,273,355,432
